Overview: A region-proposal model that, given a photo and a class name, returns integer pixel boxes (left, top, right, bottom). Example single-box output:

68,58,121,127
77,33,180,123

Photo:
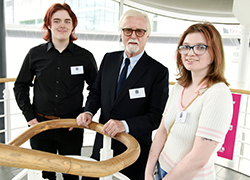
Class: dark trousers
30,115,83,180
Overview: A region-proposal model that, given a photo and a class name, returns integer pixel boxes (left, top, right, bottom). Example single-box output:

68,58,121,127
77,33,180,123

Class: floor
1,146,250,180
215,165,250,180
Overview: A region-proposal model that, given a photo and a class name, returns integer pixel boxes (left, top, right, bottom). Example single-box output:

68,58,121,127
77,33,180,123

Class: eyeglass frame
122,28,147,37
178,44,209,55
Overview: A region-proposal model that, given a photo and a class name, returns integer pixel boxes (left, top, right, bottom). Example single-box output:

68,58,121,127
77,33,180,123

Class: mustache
127,39,139,45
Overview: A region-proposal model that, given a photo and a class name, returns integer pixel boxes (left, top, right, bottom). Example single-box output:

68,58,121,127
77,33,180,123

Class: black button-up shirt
14,41,98,121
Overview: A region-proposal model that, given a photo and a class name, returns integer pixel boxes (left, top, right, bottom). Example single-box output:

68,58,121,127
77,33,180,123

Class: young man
14,3,98,180
77,9,169,180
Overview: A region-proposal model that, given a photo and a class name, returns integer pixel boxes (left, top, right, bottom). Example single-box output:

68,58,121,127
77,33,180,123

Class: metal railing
1,78,250,178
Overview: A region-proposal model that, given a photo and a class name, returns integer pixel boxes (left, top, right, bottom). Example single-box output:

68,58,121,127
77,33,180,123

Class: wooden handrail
0,119,140,177
0,78,16,83
1,78,250,95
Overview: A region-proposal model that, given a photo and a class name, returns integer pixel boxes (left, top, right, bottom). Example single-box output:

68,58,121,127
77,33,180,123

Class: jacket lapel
109,52,123,101
113,52,149,106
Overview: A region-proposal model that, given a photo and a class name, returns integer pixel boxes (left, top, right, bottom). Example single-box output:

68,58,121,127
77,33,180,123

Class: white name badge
71,66,84,75
129,87,146,99
175,111,188,123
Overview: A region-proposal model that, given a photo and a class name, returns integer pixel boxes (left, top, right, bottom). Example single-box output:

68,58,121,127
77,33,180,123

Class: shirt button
56,81,59,84
58,67,60,70
55,95,58,98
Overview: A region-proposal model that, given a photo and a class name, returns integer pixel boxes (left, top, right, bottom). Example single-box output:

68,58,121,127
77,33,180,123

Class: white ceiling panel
119,0,239,24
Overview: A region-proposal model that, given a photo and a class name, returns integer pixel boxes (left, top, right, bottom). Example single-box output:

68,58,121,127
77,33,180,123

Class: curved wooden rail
2,78,250,95
0,78,16,83
0,119,140,177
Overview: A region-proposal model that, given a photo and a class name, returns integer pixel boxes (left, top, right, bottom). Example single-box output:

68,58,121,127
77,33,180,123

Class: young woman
145,22,233,180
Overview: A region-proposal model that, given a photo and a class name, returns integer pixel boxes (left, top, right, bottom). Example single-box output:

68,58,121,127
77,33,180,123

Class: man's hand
101,119,126,138
76,112,93,128
28,118,39,126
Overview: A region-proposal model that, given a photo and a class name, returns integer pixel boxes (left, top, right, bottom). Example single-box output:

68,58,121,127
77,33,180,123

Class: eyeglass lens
178,45,208,55
123,28,146,37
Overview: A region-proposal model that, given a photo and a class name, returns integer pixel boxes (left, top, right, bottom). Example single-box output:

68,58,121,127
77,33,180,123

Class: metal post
118,0,124,50
0,0,7,144
236,25,250,89
100,136,113,180
119,0,124,20
233,0,250,89
3,85,11,142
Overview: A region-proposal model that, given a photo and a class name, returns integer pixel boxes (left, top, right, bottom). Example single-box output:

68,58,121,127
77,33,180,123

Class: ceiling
121,0,240,24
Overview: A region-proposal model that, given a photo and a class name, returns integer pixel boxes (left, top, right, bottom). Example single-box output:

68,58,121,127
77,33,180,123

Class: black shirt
14,41,98,121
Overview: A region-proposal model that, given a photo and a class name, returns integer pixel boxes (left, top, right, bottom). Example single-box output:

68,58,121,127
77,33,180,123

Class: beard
126,39,140,54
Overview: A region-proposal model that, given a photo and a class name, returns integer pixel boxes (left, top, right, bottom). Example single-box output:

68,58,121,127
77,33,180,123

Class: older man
77,9,169,180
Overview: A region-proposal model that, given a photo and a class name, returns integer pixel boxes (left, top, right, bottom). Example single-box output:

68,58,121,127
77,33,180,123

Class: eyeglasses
122,28,147,37
178,44,208,55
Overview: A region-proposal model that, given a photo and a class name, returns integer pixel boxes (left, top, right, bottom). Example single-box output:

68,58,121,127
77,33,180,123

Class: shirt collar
47,41,74,54
47,41,53,52
123,50,144,68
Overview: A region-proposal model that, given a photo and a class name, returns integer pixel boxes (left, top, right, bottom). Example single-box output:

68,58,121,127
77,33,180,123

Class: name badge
71,66,84,75
175,111,188,123
129,87,146,99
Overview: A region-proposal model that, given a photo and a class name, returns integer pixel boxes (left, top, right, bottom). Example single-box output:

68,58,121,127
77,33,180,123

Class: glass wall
3,0,242,128
65,0,119,31
3,0,242,137
4,0,241,34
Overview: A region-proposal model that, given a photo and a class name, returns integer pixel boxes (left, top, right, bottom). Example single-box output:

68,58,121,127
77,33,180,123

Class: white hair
118,9,151,36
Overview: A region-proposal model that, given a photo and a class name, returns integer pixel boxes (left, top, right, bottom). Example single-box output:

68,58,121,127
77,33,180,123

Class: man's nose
131,30,137,38
59,22,66,27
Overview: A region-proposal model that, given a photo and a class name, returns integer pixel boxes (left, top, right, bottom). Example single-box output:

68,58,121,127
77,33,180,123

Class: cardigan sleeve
196,83,233,143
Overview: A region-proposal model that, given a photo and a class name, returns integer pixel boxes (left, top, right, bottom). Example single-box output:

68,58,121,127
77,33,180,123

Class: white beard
126,39,140,54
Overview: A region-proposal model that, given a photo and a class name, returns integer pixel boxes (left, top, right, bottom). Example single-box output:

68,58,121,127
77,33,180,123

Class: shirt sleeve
13,50,35,121
196,84,233,143
121,120,129,133
84,52,98,90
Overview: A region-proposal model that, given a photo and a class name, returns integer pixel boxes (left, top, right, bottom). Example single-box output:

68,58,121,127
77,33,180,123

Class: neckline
178,82,207,111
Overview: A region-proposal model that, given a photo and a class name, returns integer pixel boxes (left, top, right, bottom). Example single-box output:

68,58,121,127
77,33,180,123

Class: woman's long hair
176,22,229,88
